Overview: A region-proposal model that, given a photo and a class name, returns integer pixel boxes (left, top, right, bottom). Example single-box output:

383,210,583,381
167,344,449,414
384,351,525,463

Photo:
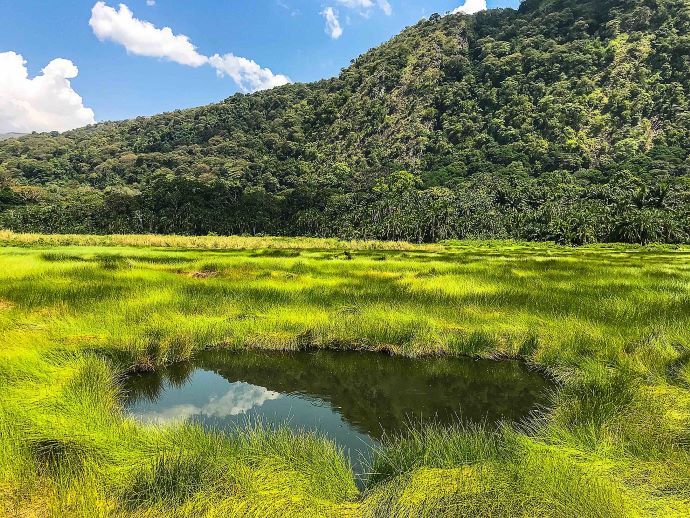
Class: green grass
1,231,689,516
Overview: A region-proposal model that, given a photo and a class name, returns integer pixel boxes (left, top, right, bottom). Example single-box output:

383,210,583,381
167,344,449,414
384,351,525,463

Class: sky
0,0,520,133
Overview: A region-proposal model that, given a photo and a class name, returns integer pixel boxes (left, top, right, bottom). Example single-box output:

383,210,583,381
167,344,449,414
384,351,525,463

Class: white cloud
0,52,95,133
321,7,343,39
89,1,208,67
209,54,291,92
146,0,155,5
452,0,487,15
335,0,392,16
378,0,392,16
277,0,300,16
320,0,390,40
90,2,291,93
337,0,373,9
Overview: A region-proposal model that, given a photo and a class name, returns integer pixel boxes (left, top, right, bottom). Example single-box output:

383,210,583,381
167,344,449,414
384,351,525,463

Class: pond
123,349,552,483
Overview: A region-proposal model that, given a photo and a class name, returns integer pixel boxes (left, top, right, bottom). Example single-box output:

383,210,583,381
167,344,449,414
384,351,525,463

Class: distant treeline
1,0,689,244
0,169,687,245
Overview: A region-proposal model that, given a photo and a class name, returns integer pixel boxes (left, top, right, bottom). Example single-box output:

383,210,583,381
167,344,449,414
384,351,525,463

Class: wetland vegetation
2,0,689,515
1,232,689,516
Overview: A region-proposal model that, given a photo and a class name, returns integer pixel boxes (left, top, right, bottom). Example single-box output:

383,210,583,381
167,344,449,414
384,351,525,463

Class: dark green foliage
125,451,212,509
29,438,90,476
1,0,689,243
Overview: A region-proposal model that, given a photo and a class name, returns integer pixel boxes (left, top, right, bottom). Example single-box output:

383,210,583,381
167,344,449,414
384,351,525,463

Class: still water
124,349,552,479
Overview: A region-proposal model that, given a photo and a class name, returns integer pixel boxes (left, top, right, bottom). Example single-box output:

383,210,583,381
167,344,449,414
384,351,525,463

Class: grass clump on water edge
0,233,689,516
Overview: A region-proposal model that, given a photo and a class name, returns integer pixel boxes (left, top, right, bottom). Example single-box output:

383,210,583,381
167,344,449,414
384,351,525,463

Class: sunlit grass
1,233,689,515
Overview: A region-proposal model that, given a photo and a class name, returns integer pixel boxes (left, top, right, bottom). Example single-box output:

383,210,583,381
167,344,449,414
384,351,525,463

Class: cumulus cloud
0,51,95,133
321,7,343,39
90,2,291,93
90,1,207,66
452,0,487,15
209,54,291,92
146,0,155,5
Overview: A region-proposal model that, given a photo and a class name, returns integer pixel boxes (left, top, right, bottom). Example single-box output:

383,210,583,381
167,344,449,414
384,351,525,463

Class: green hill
1,0,689,243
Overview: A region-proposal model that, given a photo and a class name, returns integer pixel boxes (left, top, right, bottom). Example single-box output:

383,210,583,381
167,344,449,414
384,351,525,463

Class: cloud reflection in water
132,381,282,424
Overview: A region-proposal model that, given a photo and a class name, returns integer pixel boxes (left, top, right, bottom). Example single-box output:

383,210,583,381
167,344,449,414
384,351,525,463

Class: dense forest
1,0,689,244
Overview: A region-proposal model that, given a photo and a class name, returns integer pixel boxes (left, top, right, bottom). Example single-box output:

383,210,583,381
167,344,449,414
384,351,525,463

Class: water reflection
124,350,552,478
129,378,282,424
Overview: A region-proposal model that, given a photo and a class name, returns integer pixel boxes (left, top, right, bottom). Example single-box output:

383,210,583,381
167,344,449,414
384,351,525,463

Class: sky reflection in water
124,350,553,479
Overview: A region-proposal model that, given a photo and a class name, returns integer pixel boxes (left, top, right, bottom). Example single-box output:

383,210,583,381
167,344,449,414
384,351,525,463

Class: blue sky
0,0,519,132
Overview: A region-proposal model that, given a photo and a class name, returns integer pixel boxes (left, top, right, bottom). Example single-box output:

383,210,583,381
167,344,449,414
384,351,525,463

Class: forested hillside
1,0,689,243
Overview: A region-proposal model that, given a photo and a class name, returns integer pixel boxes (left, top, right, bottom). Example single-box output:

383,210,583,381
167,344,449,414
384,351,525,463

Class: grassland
1,231,689,517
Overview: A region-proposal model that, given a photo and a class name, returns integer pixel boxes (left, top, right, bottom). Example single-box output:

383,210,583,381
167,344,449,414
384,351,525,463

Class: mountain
1,0,689,244
0,133,27,141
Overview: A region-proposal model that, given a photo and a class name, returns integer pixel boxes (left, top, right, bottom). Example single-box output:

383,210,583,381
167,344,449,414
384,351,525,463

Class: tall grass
1,234,689,515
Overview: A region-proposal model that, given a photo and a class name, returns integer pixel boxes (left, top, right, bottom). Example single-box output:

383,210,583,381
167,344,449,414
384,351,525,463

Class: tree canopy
1,0,689,244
